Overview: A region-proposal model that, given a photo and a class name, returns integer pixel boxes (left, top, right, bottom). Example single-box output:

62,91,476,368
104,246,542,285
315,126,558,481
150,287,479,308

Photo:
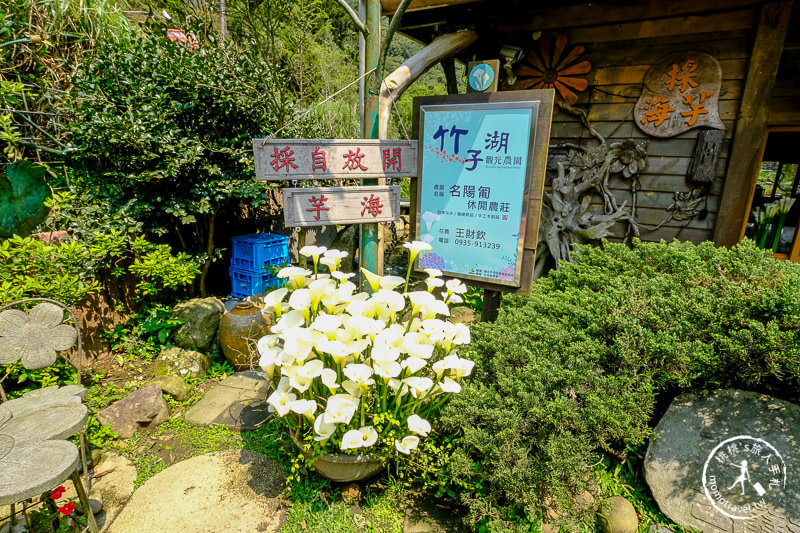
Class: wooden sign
252,139,417,181
413,90,553,292
634,51,725,138
283,185,401,227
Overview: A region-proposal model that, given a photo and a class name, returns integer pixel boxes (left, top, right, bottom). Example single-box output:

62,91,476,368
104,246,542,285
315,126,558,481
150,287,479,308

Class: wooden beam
713,2,793,247
496,0,764,33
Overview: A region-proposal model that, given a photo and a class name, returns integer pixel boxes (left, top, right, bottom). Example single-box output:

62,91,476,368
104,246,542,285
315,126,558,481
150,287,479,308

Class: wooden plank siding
528,4,763,243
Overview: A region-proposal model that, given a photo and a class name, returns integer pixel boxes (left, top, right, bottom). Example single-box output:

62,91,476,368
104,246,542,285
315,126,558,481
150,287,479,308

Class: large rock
106,449,286,533
150,375,194,403
171,297,225,352
153,347,210,380
96,384,169,439
644,389,800,533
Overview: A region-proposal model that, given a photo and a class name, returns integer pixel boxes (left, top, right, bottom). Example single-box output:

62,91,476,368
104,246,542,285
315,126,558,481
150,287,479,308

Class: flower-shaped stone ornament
0,302,77,370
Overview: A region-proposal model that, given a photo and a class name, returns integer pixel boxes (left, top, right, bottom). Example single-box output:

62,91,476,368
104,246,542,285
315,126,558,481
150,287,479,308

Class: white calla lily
401,356,427,374
404,376,434,398
267,390,296,416
357,426,379,447
403,241,432,262
314,413,336,441
263,288,288,317
323,394,359,425
373,359,402,380
438,376,462,393
395,435,420,454
360,268,382,293
379,275,406,291
407,414,431,437
341,429,365,450
289,399,317,420
343,363,376,386
321,368,339,392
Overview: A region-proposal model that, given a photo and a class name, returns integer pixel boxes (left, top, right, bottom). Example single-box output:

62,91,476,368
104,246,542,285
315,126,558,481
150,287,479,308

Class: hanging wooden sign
634,51,725,138
283,185,401,227
252,139,417,181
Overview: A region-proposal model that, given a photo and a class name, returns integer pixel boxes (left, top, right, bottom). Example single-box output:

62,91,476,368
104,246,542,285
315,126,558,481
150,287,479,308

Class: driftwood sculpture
535,140,647,278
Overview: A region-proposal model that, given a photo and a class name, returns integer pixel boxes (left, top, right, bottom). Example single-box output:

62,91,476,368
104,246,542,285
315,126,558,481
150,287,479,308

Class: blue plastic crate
229,267,283,299
230,233,290,271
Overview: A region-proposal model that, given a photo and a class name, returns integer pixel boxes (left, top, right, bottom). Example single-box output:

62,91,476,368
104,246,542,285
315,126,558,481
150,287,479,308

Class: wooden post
713,2,792,247
481,289,501,322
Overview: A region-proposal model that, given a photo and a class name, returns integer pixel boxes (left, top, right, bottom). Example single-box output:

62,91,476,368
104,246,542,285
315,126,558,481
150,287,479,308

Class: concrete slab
105,449,286,533
184,371,271,430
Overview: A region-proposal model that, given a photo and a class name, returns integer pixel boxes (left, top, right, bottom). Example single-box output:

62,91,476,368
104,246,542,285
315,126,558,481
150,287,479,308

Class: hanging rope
261,68,376,145
382,80,412,144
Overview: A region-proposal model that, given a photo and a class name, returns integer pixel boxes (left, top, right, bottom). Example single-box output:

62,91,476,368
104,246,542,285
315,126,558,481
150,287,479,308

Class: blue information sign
416,101,540,287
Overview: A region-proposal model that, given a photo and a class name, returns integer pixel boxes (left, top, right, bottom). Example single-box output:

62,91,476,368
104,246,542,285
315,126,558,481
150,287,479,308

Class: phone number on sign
454,239,500,249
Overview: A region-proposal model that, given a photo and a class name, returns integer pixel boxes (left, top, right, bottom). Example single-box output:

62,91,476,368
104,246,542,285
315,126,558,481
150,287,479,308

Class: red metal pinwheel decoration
511,34,592,113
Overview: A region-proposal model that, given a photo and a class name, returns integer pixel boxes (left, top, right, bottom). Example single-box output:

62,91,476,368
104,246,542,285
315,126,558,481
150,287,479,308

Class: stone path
185,371,271,430
105,449,287,533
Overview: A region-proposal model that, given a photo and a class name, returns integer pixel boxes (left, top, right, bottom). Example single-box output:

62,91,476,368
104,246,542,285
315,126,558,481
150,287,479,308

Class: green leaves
0,160,51,238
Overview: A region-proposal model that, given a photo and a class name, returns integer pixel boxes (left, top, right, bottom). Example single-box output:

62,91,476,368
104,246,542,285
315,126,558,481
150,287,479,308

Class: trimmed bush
438,239,800,530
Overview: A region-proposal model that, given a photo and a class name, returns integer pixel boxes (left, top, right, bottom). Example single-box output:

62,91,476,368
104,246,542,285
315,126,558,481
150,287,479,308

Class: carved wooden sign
634,51,725,138
283,185,401,227
252,139,417,181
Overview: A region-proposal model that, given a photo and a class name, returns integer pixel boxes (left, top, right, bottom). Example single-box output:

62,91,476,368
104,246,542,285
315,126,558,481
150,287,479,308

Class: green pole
360,0,381,274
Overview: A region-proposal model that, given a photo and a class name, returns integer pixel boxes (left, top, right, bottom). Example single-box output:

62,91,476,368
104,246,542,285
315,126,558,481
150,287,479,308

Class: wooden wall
537,6,759,244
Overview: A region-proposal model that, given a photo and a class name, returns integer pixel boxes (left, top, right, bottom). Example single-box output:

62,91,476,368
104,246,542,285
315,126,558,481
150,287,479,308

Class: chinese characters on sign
252,139,418,180
634,51,725,138
283,186,400,227
417,101,543,287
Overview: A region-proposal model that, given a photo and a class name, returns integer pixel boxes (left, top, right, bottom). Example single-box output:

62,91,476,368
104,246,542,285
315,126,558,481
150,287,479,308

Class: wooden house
388,0,800,260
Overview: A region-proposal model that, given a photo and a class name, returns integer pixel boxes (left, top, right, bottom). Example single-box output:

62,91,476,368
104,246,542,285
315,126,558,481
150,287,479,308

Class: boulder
644,389,800,533
598,496,638,533
153,347,210,380
171,297,225,352
150,375,194,403
96,384,169,439
450,306,476,324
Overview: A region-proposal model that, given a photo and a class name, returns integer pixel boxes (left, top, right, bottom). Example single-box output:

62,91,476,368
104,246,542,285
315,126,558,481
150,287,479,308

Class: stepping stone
644,389,800,533
185,371,271,430
105,449,287,533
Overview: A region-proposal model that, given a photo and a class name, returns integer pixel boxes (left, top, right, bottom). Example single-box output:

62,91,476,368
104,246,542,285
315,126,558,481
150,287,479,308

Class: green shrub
438,239,800,531
62,21,314,295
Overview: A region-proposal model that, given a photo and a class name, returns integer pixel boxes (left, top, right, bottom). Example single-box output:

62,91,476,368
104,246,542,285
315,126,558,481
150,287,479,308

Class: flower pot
294,437,385,482
218,301,272,371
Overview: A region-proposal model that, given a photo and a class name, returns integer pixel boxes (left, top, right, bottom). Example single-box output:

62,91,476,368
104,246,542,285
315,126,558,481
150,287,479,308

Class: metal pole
359,0,382,274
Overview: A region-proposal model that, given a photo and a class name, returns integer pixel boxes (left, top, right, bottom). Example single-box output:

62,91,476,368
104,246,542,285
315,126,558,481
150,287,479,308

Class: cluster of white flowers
259,242,473,456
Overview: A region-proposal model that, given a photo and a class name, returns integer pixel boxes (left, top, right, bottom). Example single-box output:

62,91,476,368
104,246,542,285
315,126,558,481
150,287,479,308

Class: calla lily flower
267,390,296,416
373,359,402,380
395,435,420,454
424,268,442,278
322,249,348,271
425,277,444,292
314,413,336,441
360,268,382,293
263,288,288,318
379,275,406,291
342,380,362,398
403,241,432,262
438,376,462,393
445,278,468,295
343,363,376,387
321,368,339,392
277,266,312,289
407,414,431,437
401,356,427,374
296,359,324,379
311,313,342,334
323,394,359,425
341,429,366,450
404,376,434,398
357,426,379,447
289,399,318,420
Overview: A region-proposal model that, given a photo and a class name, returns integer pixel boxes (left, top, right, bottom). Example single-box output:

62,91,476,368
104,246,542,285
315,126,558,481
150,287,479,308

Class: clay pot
218,301,272,371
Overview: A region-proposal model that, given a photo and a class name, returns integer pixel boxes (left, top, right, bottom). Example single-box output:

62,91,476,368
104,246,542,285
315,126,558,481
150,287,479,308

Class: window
743,129,800,260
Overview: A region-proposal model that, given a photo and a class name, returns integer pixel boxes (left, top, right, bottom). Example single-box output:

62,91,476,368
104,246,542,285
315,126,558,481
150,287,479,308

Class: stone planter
294,437,385,482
